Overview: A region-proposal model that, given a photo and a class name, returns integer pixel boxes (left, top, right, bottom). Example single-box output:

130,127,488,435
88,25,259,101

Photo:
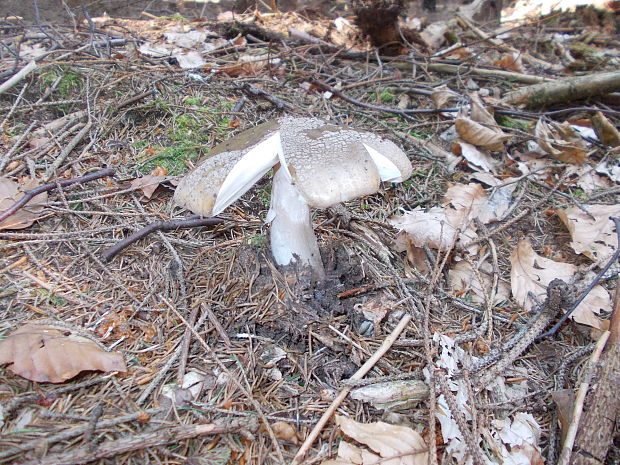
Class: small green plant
496,115,530,131
184,97,202,106
379,88,395,103
248,234,266,247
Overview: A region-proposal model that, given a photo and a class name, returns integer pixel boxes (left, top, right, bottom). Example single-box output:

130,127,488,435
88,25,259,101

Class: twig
0,408,164,460
20,420,256,465
541,216,620,338
0,167,115,223
310,79,458,117
239,83,294,110
115,89,156,110
101,216,224,261
176,305,200,384
291,313,412,465
558,330,610,465
43,120,93,181
477,279,571,390
0,60,37,95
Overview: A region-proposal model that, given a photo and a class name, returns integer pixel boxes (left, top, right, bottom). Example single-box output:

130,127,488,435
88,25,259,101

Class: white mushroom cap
277,116,413,208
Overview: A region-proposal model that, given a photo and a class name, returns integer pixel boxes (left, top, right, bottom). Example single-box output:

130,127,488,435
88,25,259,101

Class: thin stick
557,330,610,465
101,216,224,261
20,421,252,465
0,60,37,95
0,168,116,223
291,313,412,465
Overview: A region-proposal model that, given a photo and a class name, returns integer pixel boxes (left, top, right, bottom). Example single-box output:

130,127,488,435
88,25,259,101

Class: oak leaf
0,323,126,383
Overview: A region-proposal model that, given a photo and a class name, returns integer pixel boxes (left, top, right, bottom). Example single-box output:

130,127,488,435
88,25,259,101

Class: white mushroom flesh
268,167,324,277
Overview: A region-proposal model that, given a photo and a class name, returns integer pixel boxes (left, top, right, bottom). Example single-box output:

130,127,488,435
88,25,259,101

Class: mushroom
174,116,412,278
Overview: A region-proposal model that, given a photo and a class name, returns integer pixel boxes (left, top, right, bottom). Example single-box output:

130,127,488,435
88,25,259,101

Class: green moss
496,115,530,131
379,88,396,103
184,97,202,106
138,144,201,175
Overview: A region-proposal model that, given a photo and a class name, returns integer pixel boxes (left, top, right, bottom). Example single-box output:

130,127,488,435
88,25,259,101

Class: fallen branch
558,330,610,465
0,60,37,95
101,216,225,261
572,276,620,465
291,313,412,465
502,70,620,107
20,420,257,465
0,168,116,224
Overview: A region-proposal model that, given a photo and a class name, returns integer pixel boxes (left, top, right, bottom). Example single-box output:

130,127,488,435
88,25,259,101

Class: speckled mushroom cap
174,116,412,215
173,119,281,216
278,116,413,208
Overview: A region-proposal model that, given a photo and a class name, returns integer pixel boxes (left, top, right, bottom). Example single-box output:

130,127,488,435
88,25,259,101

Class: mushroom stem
268,167,325,279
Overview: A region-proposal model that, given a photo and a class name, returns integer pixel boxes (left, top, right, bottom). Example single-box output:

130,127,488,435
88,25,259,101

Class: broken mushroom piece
173,116,413,279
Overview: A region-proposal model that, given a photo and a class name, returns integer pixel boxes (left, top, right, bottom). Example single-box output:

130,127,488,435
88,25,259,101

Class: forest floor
0,2,619,465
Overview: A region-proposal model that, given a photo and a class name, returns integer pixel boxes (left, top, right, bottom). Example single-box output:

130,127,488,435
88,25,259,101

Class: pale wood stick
291,313,412,465
558,330,610,465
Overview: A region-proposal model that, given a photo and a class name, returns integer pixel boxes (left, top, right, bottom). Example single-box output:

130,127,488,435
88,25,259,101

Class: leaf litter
0,2,619,464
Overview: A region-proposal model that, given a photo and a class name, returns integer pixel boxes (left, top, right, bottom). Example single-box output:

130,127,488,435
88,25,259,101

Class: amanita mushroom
174,116,412,278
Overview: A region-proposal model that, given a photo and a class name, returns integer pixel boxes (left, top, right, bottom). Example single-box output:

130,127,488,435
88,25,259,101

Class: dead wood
101,216,225,261
0,167,115,223
503,70,620,108
572,277,620,465
20,420,258,465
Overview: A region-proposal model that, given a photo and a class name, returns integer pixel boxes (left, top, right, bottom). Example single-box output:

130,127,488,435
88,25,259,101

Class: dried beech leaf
453,140,499,173
534,119,587,164
130,174,169,200
556,204,620,263
455,117,510,151
389,206,478,252
448,260,510,305
510,240,609,329
430,87,460,110
0,323,127,383
495,52,525,73
322,415,428,465
0,177,47,230
469,94,498,128
591,111,620,147
271,421,299,444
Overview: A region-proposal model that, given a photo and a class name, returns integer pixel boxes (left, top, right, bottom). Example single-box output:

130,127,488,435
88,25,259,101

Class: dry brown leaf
510,240,609,329
455,117,510,151
389,206,478,252
453,139,500,173
271,421,299,445
430,87,460,110
591,111,620,147
448,260,510,305
534,119,587,164
0,323,127,383
495,52,525,73
129,171,169,200
469,94,498,128
321,415,428,465
0,177,47,230
556,204,620,263
445,182,515,225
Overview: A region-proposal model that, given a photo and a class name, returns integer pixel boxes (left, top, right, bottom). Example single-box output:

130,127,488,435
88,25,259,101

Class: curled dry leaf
0,323,127,383
389,206,478,252
534,119,587,164
271,421,300,445
510,240,609,329
591,111,620,147
453,139,500,173
455,117,511,151
322,415,429,465
495,51,525,73
430,87,460,111
0,177,47,230
130,166,171,200
556,204,620,263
